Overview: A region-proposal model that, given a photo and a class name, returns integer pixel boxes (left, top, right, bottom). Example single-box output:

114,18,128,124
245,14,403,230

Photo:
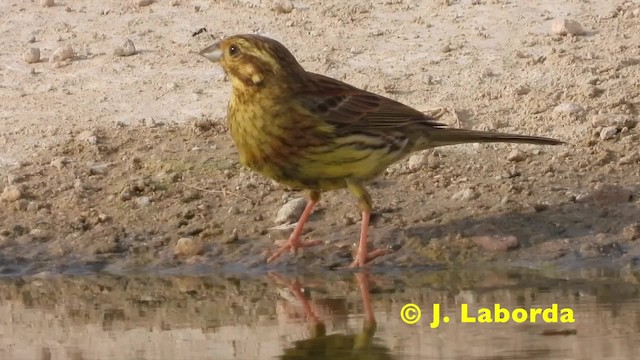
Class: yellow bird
199,34,564,267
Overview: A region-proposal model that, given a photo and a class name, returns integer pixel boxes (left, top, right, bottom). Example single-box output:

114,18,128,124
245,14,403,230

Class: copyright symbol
400,303,421,325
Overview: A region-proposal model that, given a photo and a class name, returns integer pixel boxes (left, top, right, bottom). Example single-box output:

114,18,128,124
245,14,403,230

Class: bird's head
199,34,305,91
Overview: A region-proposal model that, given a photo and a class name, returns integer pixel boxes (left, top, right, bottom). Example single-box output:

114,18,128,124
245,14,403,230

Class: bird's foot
349,248,388,268
267,238,322,263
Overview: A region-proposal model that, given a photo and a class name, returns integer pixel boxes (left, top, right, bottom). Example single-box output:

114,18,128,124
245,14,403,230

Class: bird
198,34,564,268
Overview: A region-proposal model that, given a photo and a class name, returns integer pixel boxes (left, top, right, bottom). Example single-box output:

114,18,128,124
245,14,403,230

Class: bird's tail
416,128,565,149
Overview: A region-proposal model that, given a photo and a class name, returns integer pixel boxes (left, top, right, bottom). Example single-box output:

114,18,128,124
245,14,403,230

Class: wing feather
295,73,447,131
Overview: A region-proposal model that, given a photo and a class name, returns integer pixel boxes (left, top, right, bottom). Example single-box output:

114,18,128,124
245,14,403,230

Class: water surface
1,268,638,360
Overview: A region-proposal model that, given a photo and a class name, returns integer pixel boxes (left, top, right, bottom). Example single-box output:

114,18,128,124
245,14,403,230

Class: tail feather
419,128,565,149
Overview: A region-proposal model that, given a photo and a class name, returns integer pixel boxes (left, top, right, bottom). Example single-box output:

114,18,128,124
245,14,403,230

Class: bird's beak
199,42,222,62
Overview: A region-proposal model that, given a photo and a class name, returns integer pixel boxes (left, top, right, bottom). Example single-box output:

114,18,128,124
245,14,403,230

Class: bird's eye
228,45,240,57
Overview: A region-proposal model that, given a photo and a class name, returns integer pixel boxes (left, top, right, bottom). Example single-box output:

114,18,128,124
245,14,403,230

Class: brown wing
295,72,447,132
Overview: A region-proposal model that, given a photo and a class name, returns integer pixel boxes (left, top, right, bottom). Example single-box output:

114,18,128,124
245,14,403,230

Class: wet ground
1,268,639,360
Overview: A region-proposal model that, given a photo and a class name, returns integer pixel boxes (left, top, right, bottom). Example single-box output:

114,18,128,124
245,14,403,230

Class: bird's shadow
382,188,639,264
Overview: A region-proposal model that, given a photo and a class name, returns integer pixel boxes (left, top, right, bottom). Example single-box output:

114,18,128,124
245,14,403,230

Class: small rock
275,197,307,224
472,235,519,252
551,18,585,36
531,201,549,212
22,48,40,63
268,223,297,238
174,237,203,257
507,149,527,162
600,126,618,140
441,44,452,53
591,114,637,129
76,130,98,144
138,0,153,6
590,183,633,206
1,186,23,202
407,153,429,172
579,238,624,258
119,188,134,201
590,114,613,128
451,188,479,201
49,45,74,63
50,157,68,170
88,162,111,175
40,0,54,7
514,84,530,95
27,201,39,212
273,0,294,14
623,223,640,241
224,228,239,244
553,103,585,116
29,229,50,241
113,39,137,57
136,196,152,207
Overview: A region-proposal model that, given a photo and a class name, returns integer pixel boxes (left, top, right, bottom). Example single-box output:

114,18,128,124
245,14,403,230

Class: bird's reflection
269,272,395,360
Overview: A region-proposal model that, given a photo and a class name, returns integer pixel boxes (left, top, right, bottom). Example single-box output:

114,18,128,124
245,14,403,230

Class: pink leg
349,211,388,268
355,272,376,327
267,196,322,263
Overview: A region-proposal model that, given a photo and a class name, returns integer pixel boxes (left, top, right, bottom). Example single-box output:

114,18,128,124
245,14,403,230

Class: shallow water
0,268,639,360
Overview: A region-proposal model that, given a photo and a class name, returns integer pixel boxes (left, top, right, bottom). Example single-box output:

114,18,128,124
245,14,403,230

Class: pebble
29,229,50,241
268,223,297,238
22,48,40,63
136,196,152,207
451,188,479,201
275,197,307,224
224,228,239,244
49,45,74,63
174,237,203,257
40,0,54,7
590,183,633,206
27,201,39,212
273,0,294,13
551,18,585,36
407,153,429,172
76,130,98,144
138,0,154,6
507,149,527,162
50,157,68,170
1,185,23,202
553,103,585,116
472,234,519,252
591,114,637,129
623,223,640,241
114,39,137,57
599,126,618,140
514,84,530,95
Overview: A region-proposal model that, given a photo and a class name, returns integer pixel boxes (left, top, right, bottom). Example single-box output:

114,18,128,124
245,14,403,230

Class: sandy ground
1,0,640,275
